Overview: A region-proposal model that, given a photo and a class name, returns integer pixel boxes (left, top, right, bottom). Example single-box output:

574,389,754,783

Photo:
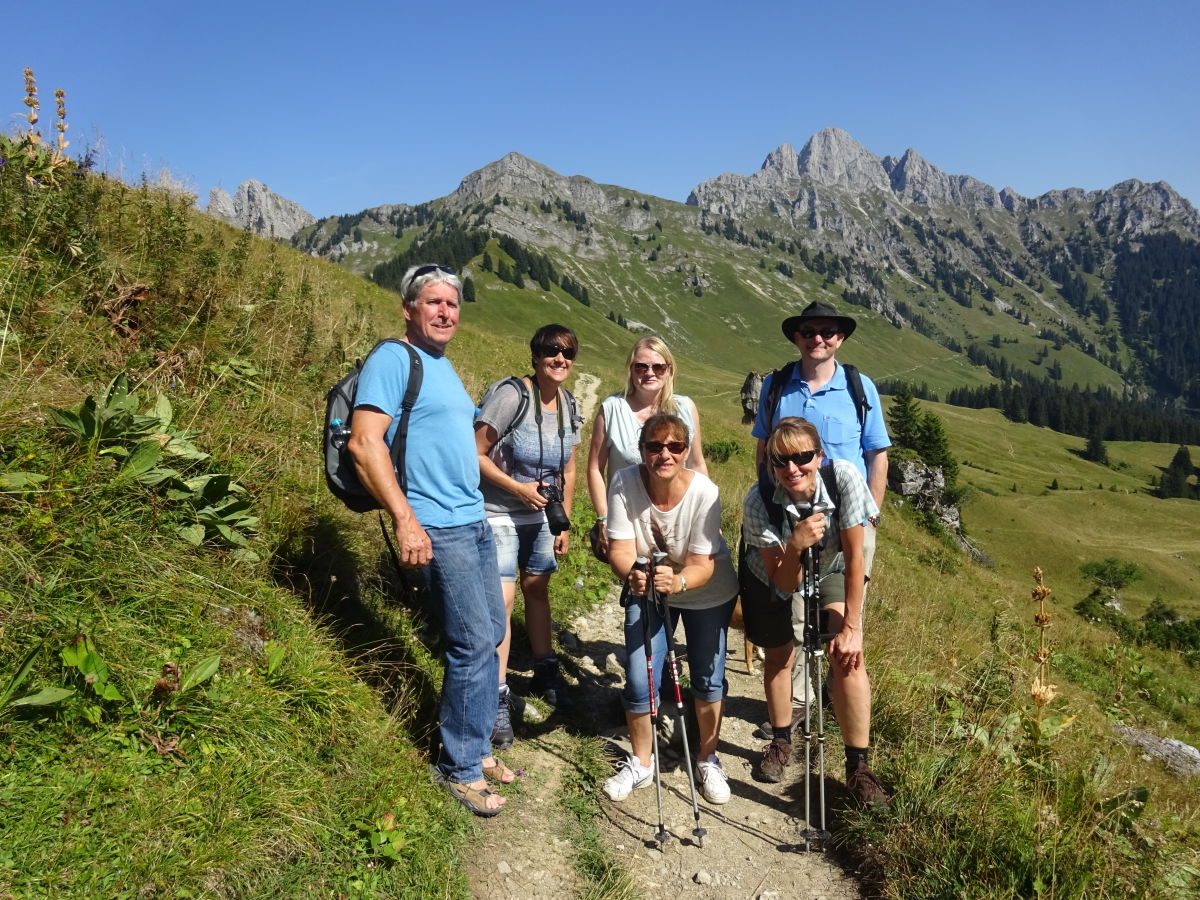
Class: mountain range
206,129,1200,412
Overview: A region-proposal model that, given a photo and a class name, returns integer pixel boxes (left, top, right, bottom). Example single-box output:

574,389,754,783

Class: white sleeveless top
600,393,698,476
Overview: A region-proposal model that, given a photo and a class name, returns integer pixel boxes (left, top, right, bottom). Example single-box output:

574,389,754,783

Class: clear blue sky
10,0,1198,218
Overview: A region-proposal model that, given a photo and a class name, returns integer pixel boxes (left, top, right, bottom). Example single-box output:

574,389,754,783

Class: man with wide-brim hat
744,299,891,805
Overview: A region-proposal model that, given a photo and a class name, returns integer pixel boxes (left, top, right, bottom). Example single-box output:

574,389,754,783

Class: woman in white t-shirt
601,413,738,807
586,337,708,560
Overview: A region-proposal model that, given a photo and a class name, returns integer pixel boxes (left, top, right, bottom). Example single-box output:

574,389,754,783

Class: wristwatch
868,514,881,528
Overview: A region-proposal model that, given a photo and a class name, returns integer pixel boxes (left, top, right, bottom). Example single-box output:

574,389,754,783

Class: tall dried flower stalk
1029,567,1055,723
54,88,69,157
22,67,41,149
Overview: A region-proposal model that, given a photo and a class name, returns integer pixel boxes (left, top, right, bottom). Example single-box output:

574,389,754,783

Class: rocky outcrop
205,180,315,240
887,457,989,563
1112,723,1200,778
449,152,614,217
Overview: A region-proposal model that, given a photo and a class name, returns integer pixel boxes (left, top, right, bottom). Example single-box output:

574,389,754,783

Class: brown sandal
446,780,504,817
482,757,517,785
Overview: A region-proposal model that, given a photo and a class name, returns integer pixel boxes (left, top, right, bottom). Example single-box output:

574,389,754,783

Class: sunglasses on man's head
770,449,818,468
644,440,688,455
537,343,577,360
797,327,840,340
632,362,669,376
411,264,455,278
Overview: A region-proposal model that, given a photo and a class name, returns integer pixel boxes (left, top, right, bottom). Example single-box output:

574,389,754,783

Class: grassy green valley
3,88,1200,899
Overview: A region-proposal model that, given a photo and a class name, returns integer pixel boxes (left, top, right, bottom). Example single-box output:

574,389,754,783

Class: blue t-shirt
751,361,891,483
353,341,483,529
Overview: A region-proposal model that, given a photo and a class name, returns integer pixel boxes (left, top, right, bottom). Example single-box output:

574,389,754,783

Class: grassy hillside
4,102,1199,897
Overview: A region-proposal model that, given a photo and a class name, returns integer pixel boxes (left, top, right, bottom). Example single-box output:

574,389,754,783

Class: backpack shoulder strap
388,341,423,494
841,364,871,429
819,463,841,509
764,360,799,429
561,387,580,434
755,463,786,535
493,376,532,443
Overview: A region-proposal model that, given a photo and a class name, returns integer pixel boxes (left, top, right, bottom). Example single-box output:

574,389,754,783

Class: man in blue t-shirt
348,264,509,818
751,301,891,738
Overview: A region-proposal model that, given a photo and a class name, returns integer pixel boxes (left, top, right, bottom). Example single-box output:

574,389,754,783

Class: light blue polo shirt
354,341,484,528
751,361,891,483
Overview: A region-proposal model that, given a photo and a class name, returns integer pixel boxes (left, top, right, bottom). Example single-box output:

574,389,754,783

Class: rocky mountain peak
796,127,891,193
205,179,315,240
449,152,612,215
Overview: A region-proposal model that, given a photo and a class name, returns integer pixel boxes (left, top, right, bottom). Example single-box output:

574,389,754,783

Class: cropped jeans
424,520,506,784
621,596,736,714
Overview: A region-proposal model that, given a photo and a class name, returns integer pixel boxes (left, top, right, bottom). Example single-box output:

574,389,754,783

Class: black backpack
761,361,871,432
324,339,423,512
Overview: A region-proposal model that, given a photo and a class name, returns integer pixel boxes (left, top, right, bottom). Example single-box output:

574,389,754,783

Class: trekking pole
800,501,834,852
651,551,707,848
636,555,670,848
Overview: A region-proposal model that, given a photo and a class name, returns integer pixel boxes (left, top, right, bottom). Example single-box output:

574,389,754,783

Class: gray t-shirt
476,378,581,521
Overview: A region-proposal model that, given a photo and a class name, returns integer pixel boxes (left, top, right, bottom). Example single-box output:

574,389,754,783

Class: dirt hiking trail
466,585,869,899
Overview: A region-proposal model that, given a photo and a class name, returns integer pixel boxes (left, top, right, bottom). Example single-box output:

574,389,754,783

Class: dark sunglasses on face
797,327,841,340
411,264,455,278
770,449,818,468
644,440,688,455
632,362,669,376
796,328,844,340
537,343,577,360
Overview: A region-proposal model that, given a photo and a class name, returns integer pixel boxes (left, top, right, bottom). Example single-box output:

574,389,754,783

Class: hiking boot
759,738,793,783
754,705,806,740
603,755,654,802
846,763,889,806
530,656,574,713
697,755,731,805
491,685,514,751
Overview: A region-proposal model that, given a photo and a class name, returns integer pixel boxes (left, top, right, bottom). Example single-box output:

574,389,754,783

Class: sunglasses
797,327,841,340
643,440,688,455
411,264,455,278
537,343,577,360
632,362,669,376
770,449,819,468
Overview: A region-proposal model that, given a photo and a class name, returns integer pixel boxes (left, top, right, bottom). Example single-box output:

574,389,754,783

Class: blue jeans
621,596,736,713
424,520,506,784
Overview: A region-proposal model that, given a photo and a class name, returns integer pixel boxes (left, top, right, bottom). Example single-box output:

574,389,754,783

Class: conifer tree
887,382,922,451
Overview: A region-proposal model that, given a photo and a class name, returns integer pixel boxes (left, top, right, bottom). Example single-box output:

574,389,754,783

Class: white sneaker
697,755,731,805
603,755,654,801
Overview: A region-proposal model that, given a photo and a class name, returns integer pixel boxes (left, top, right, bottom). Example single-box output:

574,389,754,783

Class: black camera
538,483,570,535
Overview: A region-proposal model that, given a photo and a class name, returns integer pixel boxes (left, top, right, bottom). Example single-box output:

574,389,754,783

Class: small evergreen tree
887,382,922,451
1083,429,1109,465
462,277,476,302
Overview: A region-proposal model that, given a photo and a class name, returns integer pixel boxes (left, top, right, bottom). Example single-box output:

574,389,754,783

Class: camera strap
530,373,566,487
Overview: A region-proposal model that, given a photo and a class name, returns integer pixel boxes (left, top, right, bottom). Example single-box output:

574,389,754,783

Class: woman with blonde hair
587,336,707,559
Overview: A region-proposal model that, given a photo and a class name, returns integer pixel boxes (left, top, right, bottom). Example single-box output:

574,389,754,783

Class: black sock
773,725,793,743
845,745,869,778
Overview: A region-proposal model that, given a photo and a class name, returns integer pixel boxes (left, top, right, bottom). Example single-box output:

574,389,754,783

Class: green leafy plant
0,641,75,714
60,634,124,724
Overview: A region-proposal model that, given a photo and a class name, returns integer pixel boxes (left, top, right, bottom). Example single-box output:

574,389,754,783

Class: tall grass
1,74,473,898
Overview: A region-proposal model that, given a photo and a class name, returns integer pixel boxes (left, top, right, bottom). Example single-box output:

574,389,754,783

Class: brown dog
728,596,758,675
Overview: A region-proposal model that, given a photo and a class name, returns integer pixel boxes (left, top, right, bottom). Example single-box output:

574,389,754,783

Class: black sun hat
781,301,857,342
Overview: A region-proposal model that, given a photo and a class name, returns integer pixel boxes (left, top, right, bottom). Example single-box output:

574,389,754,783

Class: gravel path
467,587,868,899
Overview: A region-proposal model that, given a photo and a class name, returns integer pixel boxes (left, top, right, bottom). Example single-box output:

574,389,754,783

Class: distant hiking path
466,589,866,899
573,372,601,423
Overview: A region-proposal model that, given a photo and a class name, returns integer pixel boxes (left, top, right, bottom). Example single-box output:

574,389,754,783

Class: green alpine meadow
2,73,1198,897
